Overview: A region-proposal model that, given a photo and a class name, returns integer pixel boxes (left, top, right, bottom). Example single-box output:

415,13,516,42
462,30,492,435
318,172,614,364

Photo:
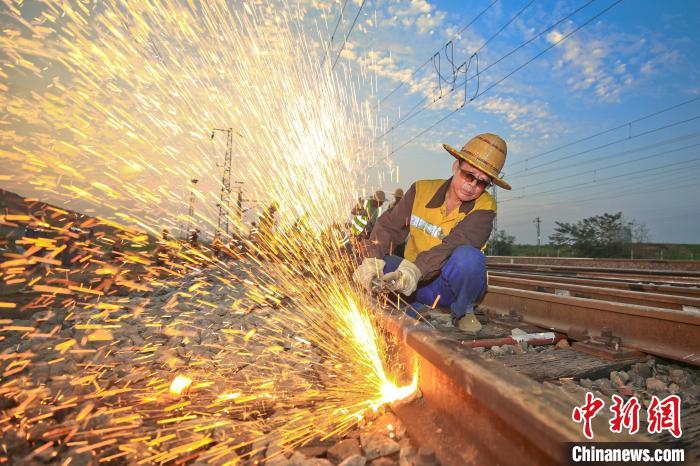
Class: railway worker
350,190,386,239
386,188,404,214
353,133,511,332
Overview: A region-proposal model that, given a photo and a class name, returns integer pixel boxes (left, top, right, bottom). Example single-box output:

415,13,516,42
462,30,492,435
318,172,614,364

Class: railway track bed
381,260,700,465
383,309,699,465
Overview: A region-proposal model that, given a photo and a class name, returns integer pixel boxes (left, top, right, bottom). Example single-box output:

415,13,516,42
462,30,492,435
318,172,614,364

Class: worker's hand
352,258,386,291
382,259,421,296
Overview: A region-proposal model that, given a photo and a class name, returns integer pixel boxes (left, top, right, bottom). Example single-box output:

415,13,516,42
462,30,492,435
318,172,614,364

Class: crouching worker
352,134,511,332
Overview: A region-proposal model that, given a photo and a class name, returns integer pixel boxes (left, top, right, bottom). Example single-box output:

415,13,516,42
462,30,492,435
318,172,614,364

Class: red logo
572,392,605,439
647,394,682,438
609,394,641,435
573,392,683,439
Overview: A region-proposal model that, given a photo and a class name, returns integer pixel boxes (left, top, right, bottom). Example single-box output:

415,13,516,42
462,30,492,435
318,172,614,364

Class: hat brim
443,144,512,190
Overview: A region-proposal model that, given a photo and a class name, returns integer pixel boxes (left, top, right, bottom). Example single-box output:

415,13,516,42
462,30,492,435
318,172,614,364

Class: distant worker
257,201,278,245
188,228,200,248
350,190,385,238
386,188,404,213
211,229,224,258
353,134,510,332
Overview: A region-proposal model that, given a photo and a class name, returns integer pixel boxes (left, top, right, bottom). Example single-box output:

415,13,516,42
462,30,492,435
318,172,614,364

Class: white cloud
389,0,434,17
474,96,555,139
546,29,634,102
357,50,413,84
385,0,446,36
416,10,446,35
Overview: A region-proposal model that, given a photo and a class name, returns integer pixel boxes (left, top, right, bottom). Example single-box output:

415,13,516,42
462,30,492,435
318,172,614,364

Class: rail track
383,314,652,466
487,262,700,285
382,257,700,465
489,270,700,299
488,256,700,272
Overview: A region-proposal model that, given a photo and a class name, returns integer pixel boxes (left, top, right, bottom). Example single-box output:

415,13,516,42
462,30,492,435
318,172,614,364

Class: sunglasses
457,166,491,189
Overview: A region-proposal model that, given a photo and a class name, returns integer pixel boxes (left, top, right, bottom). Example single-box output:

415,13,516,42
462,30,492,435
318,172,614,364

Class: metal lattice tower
212,128,233,235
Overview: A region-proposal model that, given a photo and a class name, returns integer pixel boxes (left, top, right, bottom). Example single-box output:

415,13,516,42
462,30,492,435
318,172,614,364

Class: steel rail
488,256,700,272
380,314,641,466
487,262,700,278
489,270,700,298
479,286,700,365
488,275,700,311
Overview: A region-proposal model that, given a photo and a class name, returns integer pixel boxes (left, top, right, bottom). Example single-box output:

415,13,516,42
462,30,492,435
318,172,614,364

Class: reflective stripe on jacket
350,199,376,235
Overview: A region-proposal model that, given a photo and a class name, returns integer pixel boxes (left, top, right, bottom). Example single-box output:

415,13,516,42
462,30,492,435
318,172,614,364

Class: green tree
549,212,627,258
491,229,515,256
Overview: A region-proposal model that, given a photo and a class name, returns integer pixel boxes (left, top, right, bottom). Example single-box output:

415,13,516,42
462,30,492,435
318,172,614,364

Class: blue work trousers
383,246,487,320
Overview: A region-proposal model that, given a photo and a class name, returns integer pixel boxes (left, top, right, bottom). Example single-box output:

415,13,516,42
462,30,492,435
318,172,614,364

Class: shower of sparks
0,0,416,464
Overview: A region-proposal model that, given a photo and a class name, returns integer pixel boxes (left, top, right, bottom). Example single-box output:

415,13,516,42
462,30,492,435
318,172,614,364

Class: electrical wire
369,0,603,156
509,115,700,176
509,139,700,192
378,0,500,105
509,96,700,167
320,0,349,68
331,0,367,71
501,157,700,203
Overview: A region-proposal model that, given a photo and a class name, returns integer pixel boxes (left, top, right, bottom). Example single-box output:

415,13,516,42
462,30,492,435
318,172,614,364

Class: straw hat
373,190,386,203
393,188,404,199
443,133,511,190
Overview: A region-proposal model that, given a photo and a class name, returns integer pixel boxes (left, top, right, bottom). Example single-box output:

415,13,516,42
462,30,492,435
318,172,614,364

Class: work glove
352,258,386,291
382,259,421,296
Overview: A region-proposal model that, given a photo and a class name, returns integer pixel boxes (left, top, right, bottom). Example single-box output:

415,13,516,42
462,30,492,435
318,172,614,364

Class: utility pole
533,216,541,253
211,128,234,235
185,178,199,238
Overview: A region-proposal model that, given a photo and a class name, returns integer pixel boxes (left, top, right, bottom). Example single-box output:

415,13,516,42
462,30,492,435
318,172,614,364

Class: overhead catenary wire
508,115,700,176
384,0,622,159
320,0,349,68
498,163,700,227
378,0,500,105
431,0,535,94
509,96,700,167
430,0,536,117
329,0,350,44
498,177,700,229
331,0,367,71
501,156,700,203
378,0,598,136
472,0,536,56
509,139,700,192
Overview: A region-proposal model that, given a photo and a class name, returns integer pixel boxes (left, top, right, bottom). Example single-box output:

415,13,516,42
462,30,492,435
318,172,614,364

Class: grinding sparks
376,372,420,411
0,0,416,463
169,374,193,395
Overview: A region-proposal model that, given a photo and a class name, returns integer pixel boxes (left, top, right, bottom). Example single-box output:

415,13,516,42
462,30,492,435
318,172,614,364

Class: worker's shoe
455,313,482,332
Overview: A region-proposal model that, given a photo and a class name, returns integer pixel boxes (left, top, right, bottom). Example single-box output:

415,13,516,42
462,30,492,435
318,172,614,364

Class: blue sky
1,0,697,245
323,0,700,244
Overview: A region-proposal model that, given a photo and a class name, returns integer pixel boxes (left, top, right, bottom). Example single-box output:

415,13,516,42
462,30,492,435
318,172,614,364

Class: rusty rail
487,263,700,285
488,275,700,311
488,256,700,272
489,270,700,298
480,286,700,365
381,314,637,466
